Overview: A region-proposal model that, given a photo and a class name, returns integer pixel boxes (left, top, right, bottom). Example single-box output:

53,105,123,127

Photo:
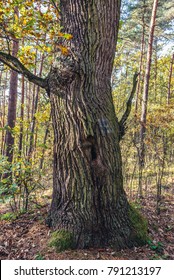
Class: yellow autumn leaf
46,46,52,52
67,34,73,40
65,34,73,40
14,14,18,22
49,33,54,39
0,8,4,15
25,1,32,7
59,45,69,56
23,19,27,25
58,32,64,37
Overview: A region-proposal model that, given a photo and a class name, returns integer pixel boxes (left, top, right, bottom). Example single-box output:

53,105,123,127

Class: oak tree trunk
47,0,146,249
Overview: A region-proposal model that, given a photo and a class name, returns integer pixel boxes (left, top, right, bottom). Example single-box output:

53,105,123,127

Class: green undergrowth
147,240,164,254
129,204,148,245
35,252,45,260
48,229,75,252
0,212,17,221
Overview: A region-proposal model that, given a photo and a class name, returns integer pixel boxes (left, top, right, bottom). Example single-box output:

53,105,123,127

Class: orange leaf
58,45,69,56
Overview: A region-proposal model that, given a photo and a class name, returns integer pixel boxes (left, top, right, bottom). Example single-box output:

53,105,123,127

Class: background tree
4,7,19,165
112,0,174,204
167,53,174,104
139,0,158,196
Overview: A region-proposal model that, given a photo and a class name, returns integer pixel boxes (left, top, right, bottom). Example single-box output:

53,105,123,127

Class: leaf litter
0,190,174,260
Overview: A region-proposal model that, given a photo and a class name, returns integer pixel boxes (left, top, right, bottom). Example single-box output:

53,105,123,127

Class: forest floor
0,188,174,260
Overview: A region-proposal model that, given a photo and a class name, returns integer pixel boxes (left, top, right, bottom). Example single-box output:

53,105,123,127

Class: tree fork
119,72,139,140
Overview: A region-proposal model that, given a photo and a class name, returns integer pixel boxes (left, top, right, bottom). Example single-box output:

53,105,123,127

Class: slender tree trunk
153,40,158,102
135,0,146,114
39,114,51,170
18,75,25,157
0,71,7,155
27,86,39,159
138,0,158,196
1,76,7,156
27,54,44,160
25,81,31,156
5,38,19,163
47,0,146,249
167,53,174,105
19,38,25,157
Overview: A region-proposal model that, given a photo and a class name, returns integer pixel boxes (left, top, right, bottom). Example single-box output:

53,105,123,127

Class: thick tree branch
119,72,139,140
0,51,49,90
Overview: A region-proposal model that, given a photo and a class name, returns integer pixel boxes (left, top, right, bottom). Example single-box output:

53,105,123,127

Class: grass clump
129,204,148,245
48,229,74,252
35,252,45,260
0,212,17,221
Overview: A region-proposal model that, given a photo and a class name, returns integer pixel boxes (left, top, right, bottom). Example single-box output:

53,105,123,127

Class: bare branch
0,51,49,90
119,72,139,141
50,0,60,15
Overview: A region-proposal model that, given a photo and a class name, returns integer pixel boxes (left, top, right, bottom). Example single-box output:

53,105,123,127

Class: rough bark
0,0,147,250
47,0,145,249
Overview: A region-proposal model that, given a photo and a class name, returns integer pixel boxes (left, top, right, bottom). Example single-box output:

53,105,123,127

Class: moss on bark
48,230,75,252
129,204,148,245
